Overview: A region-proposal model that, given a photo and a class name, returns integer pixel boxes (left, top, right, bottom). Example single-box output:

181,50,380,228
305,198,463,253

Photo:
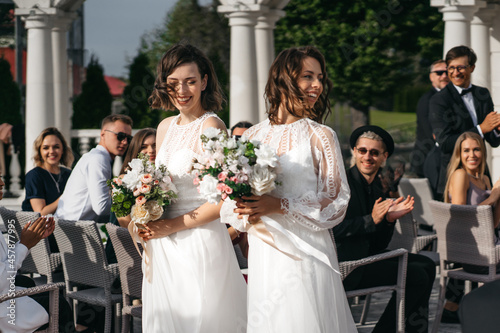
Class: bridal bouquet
191,128,279,204
107,153,178,228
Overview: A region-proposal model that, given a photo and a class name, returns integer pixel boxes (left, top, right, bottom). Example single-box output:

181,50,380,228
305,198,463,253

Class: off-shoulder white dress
142,112,247,332
222,118,357,332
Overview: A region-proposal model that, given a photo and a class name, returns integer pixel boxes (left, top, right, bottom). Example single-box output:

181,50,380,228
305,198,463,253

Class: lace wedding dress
142,112,247,332
222,118,357,332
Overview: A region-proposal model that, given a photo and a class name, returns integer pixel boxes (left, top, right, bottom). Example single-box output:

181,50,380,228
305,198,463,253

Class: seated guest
230,121,253,139
440,131,500,322
332,125,436,333
0,173,73,332
55,114,133,223
22,127,73,215
106,128,156,264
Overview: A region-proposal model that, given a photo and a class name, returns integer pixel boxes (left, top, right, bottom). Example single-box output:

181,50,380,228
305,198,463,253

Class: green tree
123,52,159,128
140,0,230,124
72,55,112,129
0,57,21,125
275,0,444,128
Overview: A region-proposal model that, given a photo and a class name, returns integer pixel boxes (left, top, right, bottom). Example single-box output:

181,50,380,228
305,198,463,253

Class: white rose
199,174,220,204
203,127,221,139
250,165,277,196
255,144,278,168
122,169,141,191
130,200,164,225
128,158,144,173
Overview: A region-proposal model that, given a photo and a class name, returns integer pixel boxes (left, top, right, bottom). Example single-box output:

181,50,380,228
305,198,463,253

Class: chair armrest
0,282,65,302
106,263,120,281
339,248,408,280
413,234,438,253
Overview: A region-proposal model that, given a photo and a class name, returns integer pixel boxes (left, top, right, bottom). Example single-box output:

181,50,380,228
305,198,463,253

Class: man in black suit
430,45,500,196
333,125,436,333
411,59,449,178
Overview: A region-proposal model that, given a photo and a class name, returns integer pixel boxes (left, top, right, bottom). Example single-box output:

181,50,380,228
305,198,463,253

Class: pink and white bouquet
191,128,279,204
107,153,178,228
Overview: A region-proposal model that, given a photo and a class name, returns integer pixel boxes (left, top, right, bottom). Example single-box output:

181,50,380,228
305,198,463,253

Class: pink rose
140,174,153,184
140,184,151,194
225,185,233,195
193,177,200,185
216,183,225,192
218,172,227,182
230,176,239,184
113,178,122,186
221,192,228,200
136,195,146,206
133,189,141,197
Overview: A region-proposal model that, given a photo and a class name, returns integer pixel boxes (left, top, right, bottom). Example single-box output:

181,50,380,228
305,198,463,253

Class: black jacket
429,82,500,193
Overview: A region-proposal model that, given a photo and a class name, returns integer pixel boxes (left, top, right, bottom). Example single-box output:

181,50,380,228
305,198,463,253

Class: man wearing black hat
332,125,436,333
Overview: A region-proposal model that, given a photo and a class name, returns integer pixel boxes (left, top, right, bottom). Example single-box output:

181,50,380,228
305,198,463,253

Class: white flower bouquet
191,128,279,204
107,153,178,228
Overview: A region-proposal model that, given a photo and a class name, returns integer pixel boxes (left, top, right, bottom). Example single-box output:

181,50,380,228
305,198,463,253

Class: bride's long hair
265,46,332,124
149,42,225,113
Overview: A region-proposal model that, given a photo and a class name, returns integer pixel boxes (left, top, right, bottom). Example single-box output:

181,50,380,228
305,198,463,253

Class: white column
218,5,261,127
470,4,495,89
52,15,74,142
431,0,480,55
489,7,500,182
22,13,55,170
255,10,285,122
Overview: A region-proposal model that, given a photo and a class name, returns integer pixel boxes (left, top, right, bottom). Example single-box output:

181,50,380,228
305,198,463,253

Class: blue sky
85,0,178,77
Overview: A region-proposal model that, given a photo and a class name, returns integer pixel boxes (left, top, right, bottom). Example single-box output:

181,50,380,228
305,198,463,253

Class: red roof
104,75,126,98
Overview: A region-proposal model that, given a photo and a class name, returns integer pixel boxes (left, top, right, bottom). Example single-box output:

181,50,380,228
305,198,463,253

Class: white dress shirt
453,84,484,137
55,145,113,222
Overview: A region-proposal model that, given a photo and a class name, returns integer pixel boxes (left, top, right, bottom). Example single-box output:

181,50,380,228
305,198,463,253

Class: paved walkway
351,274,460,332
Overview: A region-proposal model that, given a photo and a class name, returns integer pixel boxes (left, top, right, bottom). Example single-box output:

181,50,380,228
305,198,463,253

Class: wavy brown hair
443,131,486,203
265,46,332,124
119,128,157,175
33,127,73,168
149,43,225,112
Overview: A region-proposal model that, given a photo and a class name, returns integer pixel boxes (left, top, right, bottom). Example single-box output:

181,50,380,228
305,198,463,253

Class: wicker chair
0,207,62,283
398,178,435,233
0,282,64,333
53,219,121,333
429,200,500,333
329,229,408,333
106,223,142,333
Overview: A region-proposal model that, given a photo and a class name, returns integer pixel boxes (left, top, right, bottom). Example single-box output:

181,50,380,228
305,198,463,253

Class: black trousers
343,253,436,333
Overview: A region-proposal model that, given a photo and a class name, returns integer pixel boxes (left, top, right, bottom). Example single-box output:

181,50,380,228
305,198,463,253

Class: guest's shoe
441,308,460,324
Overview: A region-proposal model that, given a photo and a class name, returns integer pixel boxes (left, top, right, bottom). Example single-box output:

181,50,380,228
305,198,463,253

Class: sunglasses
356,147,383,157
105,130,133,143
431,70,447,76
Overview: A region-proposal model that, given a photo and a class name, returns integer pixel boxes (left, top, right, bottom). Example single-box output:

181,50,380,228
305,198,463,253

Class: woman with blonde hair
22,127,73,215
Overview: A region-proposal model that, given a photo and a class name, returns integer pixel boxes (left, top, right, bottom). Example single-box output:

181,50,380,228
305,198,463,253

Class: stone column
489,6,500,182
52,14,74,142
218,5,261,127
255,9,285,122
18,10,55,170
431,0,480,55
470,3,494,89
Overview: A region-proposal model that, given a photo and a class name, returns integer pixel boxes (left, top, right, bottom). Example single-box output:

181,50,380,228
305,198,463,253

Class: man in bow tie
429,45,500,197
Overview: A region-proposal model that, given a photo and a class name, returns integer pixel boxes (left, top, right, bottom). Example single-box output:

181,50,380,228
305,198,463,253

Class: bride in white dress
221,46,357,332
139,43,247,332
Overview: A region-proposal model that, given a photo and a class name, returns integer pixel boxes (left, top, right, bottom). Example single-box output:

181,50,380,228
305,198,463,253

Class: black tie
461,88,472,96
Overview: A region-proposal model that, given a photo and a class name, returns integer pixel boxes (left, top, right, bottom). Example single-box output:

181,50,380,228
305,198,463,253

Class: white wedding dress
222,118,357,332
142,112,247,332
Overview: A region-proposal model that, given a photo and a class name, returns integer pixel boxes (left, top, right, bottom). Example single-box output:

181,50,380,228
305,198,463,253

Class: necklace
467,172,480,180
45,169,62,193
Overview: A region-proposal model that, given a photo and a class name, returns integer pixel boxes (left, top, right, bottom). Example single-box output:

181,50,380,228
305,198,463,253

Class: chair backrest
387,212,418,252
398,178,434,227
106,223,142,299
0,207,58,278
54,219,112,289
429,200,496,266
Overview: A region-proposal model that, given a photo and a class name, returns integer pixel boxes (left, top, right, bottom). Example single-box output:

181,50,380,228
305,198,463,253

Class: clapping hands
20,216,55,250
371,195,414,224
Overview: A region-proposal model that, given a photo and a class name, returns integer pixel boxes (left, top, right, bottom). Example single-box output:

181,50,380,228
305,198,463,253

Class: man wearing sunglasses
430,45,500,197
411,59,449,179
333,125,436,333
55,114,133,223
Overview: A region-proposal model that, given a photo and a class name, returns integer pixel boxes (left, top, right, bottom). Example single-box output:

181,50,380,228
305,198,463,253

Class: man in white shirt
429,45,500,196
55,114,133,222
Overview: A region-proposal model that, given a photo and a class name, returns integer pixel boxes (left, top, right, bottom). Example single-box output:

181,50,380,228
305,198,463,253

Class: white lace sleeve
281,125,350,231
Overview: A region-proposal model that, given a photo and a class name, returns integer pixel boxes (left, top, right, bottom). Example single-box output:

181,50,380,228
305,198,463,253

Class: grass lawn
370,109,416,129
